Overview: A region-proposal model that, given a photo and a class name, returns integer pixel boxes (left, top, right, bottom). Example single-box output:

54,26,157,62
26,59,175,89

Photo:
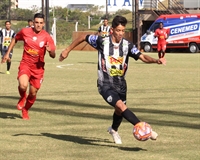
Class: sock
111,112,123,131
121,109,140,125
18,86,26,98
24,95,36,110
7,61,11,71
158,52,161,58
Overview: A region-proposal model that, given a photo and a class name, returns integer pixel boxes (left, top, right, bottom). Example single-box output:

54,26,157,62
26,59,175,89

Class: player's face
103,20,108,26
5,22,11,30
159,23,163,29
111,24,125,43
33,18,45,32
28,21,33,27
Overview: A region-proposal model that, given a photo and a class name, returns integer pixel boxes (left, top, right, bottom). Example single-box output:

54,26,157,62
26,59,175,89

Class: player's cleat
107,127,122,144
6,71,10,74
150,130,158,140
17,95,27,110
22,108,29,120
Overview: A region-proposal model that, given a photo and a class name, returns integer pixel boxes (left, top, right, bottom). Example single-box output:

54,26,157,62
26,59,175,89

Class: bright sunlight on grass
0,49,199,160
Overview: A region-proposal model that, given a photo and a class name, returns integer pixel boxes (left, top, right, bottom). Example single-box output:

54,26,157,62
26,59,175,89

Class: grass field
0,49,200,160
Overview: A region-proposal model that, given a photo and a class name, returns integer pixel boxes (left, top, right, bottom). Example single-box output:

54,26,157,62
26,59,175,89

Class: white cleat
150,130,158,140
107,127,122,144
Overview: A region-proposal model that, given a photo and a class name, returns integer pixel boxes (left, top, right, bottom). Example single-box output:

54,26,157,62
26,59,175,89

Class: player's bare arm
139,54,166,65
59,34,86,62
45,42,56,58
1,38,16,63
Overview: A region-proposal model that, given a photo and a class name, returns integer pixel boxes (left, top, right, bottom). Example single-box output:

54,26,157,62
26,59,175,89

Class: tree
0,0,11,19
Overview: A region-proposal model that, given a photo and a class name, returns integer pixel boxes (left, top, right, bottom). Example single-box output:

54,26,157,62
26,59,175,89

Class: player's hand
1,55,9,63
59,49,69,62
158,58,166,65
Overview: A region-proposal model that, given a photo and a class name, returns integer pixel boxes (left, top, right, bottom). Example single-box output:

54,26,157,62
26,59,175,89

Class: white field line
56,64,74,68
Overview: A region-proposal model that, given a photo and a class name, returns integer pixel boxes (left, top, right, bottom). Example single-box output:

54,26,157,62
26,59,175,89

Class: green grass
0,49,200,160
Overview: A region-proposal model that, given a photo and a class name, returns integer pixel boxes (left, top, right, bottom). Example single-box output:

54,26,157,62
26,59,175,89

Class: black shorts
1,49,12,59
98,82,127,107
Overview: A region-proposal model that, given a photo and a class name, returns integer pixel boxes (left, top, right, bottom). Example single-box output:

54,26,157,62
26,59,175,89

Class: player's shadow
0,112,21,119
12,132,146,151
41,133,147,151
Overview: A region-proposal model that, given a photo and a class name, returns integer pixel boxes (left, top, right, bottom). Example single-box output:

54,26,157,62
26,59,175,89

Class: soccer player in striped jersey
60,16,166,144
98,18,111,37
0,21,15,74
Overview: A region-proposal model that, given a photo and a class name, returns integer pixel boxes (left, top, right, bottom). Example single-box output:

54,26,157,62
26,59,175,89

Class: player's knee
19,84,28,91
115,100,127,113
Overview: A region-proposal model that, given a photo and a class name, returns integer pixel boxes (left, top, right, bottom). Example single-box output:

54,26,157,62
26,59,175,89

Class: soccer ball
133,122,152,141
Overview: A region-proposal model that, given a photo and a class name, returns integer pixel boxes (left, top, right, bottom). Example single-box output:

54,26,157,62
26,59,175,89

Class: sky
18,0,134,11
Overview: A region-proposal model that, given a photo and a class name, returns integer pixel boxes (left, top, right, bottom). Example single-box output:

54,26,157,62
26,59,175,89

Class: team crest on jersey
107,96,113,103
88,35,98,48
39,41,45,47
33,36,37,41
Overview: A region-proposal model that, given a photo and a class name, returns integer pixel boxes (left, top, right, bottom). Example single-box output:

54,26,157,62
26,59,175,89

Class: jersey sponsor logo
110,68,123,76
170,23,199,35
39,41,44,48
109,56,123,65
88,35,98,47
27,48,39,55
3,37,11,46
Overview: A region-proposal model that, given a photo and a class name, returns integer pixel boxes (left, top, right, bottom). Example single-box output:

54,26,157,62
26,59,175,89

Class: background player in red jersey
1,13,56,120
154,22,169,58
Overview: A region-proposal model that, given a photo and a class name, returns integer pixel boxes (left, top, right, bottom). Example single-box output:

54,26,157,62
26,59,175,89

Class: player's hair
112,16,127,28
28,19,33,22
5,20,11,25
34,13,45,20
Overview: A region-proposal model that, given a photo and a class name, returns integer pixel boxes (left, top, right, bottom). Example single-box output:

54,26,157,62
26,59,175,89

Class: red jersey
15,27,56,68
154,28,169,43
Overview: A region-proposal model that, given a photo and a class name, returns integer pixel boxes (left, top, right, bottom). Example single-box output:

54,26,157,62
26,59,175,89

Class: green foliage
0,0,10,19
11,8,35,21
0,5,133,47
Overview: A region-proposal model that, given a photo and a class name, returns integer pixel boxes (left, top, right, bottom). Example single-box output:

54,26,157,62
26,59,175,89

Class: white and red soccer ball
133,122,152,141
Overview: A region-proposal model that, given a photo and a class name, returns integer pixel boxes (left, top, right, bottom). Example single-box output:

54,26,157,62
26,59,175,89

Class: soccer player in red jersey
154,22,169,58
1,13,56,120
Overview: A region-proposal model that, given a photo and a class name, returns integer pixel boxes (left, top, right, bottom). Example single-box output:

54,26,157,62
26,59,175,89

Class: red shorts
17,62,44,89
157,42,166,52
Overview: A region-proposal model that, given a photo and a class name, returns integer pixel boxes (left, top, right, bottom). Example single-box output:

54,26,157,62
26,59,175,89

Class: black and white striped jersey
0,29,15,51
85,35,141,86
98,25,111,37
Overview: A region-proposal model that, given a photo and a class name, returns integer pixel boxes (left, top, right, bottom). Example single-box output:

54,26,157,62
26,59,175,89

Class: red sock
24,95,36,110
18,86,26,98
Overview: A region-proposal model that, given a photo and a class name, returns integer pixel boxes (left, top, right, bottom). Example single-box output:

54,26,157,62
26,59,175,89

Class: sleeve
98,26,101,32
47,34,56,51
15,29,24,41
128,43,141,60
85,34,100,49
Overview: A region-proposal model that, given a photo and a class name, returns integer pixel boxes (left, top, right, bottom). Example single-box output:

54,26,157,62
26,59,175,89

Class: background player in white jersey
97,18,111,37
0,21,15,74
59,16,166,144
